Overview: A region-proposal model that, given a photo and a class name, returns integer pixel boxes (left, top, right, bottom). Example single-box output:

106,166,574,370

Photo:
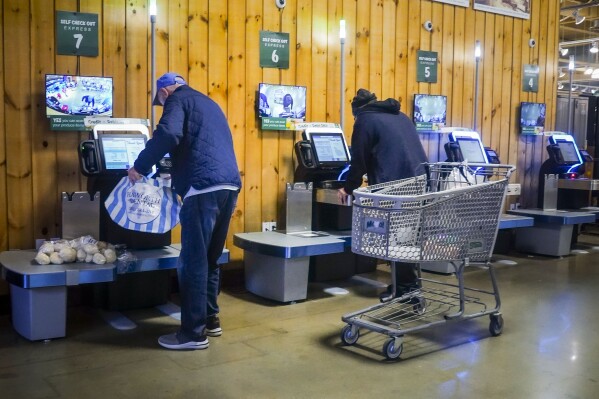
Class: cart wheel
412,297,426,315
341,324,360,345
382,338,403,360
489,314,504,336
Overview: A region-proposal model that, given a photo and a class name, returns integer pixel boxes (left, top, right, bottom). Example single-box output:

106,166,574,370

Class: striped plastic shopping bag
105,176,182,233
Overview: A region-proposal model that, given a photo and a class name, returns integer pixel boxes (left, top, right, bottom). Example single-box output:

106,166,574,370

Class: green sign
50,116,87,131
523,64,539,92
56,11,99,57
417,50,438,83
260,31,290,69
521,126,544,135
261,117,301,131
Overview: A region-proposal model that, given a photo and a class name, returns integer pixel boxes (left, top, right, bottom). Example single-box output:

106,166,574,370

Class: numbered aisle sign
523,64,539,93
56,11,99,57
417,50,438,83
260,31,290,69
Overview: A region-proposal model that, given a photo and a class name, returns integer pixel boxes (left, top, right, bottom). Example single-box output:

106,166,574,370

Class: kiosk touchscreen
294,127,350,183
98,134,146,172
446,131,489,164
547,134,583,166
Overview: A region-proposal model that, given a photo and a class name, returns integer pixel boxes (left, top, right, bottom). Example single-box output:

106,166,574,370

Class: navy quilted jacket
134,85,241,197
343,98,428,194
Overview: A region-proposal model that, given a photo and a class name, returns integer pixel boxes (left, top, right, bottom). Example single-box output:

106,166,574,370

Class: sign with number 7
56,11,99,57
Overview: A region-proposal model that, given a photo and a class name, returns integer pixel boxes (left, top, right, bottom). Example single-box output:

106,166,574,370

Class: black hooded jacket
343,98,428,194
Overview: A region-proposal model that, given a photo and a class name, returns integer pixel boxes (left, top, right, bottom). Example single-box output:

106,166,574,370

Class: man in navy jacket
338,89,428,301
129,72,241,350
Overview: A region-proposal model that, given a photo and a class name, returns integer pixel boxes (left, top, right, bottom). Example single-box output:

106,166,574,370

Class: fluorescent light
574,10,585,25
569,55,575,71
475,40,481,60
340,20,346,41
149,0,157,17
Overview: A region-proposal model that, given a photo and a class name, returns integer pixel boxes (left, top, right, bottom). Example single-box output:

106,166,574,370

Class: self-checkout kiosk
508,133,597,257
78,123,173,309
235,126,377,303
537,133,596,210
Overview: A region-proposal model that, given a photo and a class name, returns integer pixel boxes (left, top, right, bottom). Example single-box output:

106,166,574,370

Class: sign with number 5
56,11,99,57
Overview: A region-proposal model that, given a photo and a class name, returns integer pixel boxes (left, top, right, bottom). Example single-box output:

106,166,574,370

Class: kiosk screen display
46,74,113,117
557,141,580,164
413,94,447,131
310,132,349,166
457,138,487,163
99,134,146,171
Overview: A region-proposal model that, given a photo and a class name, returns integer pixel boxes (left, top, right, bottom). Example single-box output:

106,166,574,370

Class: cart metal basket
341,162,515,360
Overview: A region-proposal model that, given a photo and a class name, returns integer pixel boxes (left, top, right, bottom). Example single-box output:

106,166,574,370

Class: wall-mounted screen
258,83,306,130
46,74,113,117
98,134,146,171
520,102,545,135
413,94,447,132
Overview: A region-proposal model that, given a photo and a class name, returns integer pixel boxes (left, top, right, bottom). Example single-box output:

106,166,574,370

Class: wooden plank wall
0,0,560,295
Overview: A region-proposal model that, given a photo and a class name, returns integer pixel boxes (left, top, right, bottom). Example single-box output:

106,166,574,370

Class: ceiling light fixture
572,85,578,91
573,9,586,25
559,67,566,77
591,42,599,54
569,55,575,71
560,46,569,56
558,82,564,90
585,66,594,75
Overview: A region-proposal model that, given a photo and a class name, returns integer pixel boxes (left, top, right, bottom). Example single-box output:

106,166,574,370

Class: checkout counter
235,127,375,303
509,133,598,256
0,123,213,340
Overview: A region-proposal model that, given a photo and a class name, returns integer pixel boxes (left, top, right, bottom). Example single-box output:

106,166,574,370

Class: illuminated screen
99,135,146,170
520,102,545,134
310,133,349,166
258,83,307,120
457,138,487,163
46,74,113,117
557,141,580,164
413,94,447,131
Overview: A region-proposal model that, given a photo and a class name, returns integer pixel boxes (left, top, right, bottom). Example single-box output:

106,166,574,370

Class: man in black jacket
128,72,241,350
338,89,428,301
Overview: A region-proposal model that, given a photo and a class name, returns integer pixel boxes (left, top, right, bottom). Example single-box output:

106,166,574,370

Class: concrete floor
1,235,599,398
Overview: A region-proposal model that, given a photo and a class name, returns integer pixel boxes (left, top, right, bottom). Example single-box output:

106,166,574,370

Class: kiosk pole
150,1,157,131
473,40,481,133
340,20,346,131
568,55,575,134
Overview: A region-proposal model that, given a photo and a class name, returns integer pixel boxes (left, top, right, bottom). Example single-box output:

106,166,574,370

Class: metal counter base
0,247,229,341
234,231,347,303
508,209,596,257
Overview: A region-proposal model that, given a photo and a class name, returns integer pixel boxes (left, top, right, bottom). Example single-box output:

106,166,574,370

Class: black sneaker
206,315,222,337
158,332,208,350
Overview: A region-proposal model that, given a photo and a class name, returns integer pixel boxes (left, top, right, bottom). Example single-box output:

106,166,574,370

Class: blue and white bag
105,176,182,233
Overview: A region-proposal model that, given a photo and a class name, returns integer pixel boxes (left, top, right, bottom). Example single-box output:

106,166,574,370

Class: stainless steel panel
558,178,599,191
543,174,558,210
62,191,100,240
315,188,351,206
286,182,313,233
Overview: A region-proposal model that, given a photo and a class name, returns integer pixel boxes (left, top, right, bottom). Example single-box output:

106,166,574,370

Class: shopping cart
340,162,515,360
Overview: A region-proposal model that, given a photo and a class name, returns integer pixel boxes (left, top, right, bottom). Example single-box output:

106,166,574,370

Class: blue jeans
177,189,238,341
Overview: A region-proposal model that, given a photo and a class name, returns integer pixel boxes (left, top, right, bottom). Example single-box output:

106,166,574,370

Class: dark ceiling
559,0,599,93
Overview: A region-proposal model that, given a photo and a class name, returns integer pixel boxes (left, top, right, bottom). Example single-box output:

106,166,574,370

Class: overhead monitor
413,94,447,132
304,127,350,168
46,74,113,117
520,102,546,135
98,134,147,171
449,131,488,163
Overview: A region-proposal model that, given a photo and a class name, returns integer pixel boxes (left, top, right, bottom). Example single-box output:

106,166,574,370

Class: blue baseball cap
153,72,187,105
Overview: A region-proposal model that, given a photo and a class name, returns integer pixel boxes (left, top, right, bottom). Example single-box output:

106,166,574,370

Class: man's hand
338,188,350,205
128,167,143,184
